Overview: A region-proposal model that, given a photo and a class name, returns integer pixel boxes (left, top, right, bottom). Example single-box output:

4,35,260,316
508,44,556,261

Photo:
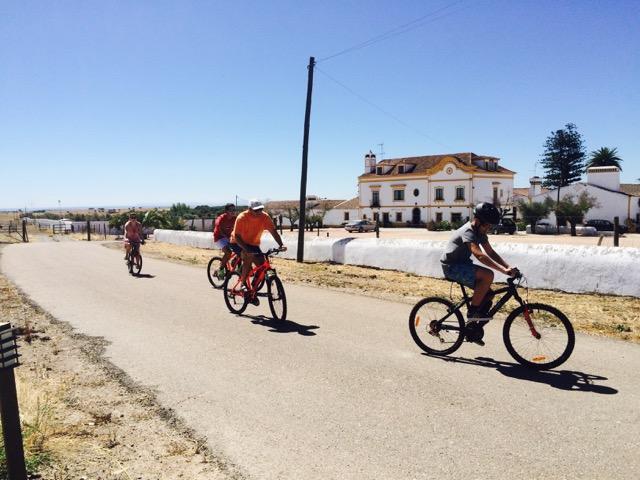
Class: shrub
426,220,436,231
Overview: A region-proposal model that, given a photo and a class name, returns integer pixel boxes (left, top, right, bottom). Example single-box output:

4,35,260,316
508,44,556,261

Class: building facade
357,152,515,226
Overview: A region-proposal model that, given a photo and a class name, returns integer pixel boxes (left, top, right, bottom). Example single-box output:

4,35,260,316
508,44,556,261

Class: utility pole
297,56,315,263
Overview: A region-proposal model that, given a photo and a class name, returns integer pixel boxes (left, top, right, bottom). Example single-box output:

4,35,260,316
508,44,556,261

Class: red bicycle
207,250,242,289
223,248,287,321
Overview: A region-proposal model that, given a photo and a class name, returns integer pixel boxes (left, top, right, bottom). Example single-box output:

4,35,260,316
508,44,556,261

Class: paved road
2,242,639,479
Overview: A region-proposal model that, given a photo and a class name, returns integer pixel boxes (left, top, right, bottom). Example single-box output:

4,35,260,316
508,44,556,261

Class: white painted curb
153,229,640,297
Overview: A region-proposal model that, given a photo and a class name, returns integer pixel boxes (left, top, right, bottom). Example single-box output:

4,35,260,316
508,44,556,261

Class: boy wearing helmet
440,203,519,329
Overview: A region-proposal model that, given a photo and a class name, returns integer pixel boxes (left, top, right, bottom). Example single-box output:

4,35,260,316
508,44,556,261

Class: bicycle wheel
131,254,142,275
267,275,287,321
503,303,575,370
409,297,465,355
223,272,248,315
207,257,225,289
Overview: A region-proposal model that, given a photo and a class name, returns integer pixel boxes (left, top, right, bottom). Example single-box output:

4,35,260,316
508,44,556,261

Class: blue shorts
214,238,231,250
442,263,478,288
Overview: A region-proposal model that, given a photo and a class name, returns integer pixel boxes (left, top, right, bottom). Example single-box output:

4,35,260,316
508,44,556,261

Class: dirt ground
0,249,242,479
106,240,639,344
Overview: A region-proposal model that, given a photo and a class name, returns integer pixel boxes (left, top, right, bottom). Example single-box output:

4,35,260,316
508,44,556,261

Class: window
363,214,367,220
373,212,379,222
493,187,498,204
435,212,443,223
344,212,349,221
455,187,465,201
451,213,462,223
372,191,380,206
435,187,444,201
398,165,404,174
393,190,405,201
413,188,419,197
500,189,504,198
376,167,383,175
395,212,403,222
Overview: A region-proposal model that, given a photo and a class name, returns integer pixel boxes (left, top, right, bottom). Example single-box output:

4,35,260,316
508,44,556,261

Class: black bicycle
409,273,575,370
125,240,143,275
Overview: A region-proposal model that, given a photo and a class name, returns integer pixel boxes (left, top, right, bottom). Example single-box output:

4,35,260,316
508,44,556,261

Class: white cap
249,199,265,211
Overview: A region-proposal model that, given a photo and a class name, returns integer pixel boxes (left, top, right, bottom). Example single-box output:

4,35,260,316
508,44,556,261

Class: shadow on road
241,314,319,336
132,273,155,279
422,354,618,394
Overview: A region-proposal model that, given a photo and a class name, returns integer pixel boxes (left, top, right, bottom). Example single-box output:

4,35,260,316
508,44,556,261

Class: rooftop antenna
378,142,385,161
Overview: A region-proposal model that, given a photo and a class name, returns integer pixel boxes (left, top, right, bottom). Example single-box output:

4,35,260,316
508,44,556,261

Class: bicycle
408,272,575,370
207,250,242,289
125,240,144,275
222,248,287,321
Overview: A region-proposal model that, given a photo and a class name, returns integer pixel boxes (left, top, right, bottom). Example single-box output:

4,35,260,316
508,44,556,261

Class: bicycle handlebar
264,247,285,256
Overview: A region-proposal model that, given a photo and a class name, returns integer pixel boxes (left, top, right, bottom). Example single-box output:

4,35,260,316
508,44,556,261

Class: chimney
364,150,377,174
587,166,620,191
529,176,542,198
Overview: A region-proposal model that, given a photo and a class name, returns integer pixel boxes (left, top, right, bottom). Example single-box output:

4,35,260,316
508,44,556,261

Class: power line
317,0,468,63
315,66,452,149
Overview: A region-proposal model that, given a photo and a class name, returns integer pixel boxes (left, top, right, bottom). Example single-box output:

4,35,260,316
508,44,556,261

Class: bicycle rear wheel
409,297,465,355
503,303,574,370
267,275,287,321
207,257,225,289
131,254,142,275
223,272,248,315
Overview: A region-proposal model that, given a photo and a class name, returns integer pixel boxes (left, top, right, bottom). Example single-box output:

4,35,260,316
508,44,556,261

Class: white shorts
214,238,231,250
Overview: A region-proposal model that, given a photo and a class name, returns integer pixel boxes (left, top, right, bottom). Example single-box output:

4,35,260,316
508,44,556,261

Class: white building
357,151,515,226
525,166,640,225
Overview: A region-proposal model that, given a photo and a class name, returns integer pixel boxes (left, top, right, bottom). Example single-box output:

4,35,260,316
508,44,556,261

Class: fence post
0,323,27,480
21,220,28,243
87,220,91,241
614,217,619,247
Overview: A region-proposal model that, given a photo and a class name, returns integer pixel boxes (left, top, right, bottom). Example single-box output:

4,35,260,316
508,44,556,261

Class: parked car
584,219,628,234
491,218,517,235
528,219,556,234
344,220,376,233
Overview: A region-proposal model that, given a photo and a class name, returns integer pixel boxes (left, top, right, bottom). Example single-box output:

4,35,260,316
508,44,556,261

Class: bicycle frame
229,249,279,298
436,277,540,338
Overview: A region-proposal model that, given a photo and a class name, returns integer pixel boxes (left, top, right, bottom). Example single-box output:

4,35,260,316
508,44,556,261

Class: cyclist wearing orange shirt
230,199,286,287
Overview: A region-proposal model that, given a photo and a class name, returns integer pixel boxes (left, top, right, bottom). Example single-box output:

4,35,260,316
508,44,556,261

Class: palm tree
586,147,623,171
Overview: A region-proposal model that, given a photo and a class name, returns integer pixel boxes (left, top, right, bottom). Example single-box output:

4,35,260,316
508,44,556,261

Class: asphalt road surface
2,242,639,479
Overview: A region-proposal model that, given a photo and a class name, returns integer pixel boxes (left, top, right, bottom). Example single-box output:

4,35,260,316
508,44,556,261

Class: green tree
517,198,554,234
585,147,622,171
556,192,599,236
540,123,586,233
169,202,193,218
284,207,300,231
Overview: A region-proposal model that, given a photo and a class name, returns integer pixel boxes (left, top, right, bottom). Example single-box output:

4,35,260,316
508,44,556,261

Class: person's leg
124,242,131,259
220,246,232,270
471,266,493,308
240,251,252,285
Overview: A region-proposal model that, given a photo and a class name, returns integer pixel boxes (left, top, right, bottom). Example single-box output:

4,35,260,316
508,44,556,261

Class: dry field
103,240,640,344
0,261,239,478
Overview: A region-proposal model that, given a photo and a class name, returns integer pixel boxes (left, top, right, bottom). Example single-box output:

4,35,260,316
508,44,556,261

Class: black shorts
229,243,261,255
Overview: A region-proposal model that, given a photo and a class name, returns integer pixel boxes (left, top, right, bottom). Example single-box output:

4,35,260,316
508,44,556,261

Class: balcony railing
370,200,380,208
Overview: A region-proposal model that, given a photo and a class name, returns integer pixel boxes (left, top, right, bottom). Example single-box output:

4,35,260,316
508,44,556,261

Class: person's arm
469,242,510,275
481,242,510,270
267,224,285,249
213,215,222,240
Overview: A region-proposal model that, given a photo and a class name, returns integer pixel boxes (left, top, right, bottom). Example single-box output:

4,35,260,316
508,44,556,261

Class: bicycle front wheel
207,257,225,289
503,303,575,370
409,297,465,356
267,275,287,321
223,272,248,315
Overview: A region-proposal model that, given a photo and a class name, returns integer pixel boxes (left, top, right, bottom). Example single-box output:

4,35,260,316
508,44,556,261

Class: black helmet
473,202,500,224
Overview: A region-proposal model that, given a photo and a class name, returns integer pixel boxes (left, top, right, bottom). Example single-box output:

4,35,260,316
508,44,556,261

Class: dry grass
108,240,640,344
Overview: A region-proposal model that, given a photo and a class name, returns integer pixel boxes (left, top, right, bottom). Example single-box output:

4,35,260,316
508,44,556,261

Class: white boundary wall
153,229,640,297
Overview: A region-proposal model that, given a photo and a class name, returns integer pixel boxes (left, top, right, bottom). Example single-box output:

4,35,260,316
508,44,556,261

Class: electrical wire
317,0,469,63
316,66,452,149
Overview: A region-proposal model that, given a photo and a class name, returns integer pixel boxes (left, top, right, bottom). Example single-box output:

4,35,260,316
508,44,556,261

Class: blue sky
1,0,638,209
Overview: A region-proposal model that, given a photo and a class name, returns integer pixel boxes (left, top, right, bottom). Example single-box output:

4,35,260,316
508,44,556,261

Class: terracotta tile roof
358,152,514,180
620,184,640,196
333,197,359,209
513,186,550,198
264,199,346,212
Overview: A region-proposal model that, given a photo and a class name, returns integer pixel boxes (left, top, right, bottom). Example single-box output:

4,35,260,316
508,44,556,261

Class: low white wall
153,230,640,297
